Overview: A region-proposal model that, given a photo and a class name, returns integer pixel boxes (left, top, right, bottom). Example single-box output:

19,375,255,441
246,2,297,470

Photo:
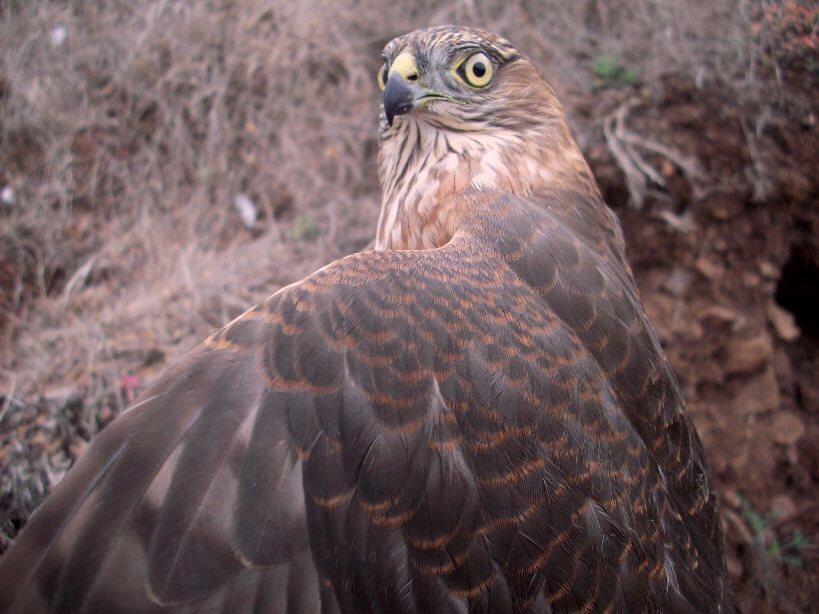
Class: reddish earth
586,77,819,611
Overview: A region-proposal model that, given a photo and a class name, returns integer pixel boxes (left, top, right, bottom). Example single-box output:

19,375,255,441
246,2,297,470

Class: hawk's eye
377,62,389,91
458,52,494,88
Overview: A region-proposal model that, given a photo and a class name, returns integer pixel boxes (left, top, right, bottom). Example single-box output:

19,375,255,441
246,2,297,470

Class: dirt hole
775,247,819,340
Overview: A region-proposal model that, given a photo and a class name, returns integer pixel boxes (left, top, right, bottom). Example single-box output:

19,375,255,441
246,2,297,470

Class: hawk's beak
383,76,447,126
383,75,418,126
382,51,442,126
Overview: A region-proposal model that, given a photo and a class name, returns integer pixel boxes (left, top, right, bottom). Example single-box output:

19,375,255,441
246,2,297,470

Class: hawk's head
377,26,557,133
375,26,591,251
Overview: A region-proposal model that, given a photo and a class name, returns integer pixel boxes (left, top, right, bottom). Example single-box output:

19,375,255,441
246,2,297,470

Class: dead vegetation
1,0,817,610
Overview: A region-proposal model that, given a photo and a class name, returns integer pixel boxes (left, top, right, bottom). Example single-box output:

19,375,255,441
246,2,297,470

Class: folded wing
0,192,734,613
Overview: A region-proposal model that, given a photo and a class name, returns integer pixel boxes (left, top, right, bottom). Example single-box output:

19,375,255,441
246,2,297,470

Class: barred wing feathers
0,191,734,612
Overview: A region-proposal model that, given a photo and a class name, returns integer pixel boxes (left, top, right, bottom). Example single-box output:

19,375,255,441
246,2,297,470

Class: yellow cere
389,52,419,81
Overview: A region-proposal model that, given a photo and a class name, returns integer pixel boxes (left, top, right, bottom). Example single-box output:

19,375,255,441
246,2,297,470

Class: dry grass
0,0,788,400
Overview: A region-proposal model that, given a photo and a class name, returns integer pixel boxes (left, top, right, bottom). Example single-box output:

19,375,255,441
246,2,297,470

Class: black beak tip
383,75,415,127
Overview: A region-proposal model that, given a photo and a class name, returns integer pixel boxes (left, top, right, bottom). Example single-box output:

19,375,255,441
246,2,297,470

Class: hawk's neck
375,116,594,251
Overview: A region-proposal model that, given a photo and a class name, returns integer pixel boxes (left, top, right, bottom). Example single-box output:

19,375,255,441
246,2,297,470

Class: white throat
375,116,553,250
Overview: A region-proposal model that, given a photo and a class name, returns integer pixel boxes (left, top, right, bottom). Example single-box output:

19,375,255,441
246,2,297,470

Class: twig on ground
60,255,98,307
604,98,709,209
604,99,648,209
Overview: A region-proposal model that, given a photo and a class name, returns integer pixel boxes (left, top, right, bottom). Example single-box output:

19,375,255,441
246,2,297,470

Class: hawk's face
375,26,584,251
377,26,553,135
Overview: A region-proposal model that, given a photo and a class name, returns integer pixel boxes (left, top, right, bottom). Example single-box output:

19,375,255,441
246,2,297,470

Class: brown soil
585,77,819,612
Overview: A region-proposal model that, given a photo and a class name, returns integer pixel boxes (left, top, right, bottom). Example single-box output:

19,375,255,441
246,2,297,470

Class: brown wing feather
0,190,734,613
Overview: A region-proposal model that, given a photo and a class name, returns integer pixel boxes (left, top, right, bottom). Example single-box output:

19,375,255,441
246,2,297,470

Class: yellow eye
377,62,388,91
459,52,494,88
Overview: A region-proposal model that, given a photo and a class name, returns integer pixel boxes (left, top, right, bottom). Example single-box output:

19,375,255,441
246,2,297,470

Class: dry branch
604,98,709,209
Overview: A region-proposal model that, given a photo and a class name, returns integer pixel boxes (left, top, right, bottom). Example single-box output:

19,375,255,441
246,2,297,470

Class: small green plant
742,500,811,601
591,55,641,89
291,213,320,241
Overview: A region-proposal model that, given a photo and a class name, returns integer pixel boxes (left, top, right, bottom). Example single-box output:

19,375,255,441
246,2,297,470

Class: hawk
0,27,736,613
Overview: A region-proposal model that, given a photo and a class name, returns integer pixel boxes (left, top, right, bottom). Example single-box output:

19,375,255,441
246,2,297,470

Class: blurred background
0,0,816,610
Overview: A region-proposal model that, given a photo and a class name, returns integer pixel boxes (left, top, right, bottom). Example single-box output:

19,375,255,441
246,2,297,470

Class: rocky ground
586,77,819,610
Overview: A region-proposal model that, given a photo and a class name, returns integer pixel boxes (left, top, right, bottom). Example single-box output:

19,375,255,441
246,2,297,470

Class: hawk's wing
0,191,734,613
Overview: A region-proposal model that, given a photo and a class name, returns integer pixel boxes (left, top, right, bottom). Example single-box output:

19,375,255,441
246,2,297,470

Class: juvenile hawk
0,27,736,612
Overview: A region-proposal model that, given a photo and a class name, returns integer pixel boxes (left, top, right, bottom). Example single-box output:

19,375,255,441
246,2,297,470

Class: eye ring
457,52,494,88
376,62,388,91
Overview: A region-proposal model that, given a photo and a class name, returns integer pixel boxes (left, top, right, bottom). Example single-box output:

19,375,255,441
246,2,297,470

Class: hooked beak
382,51,450,126
383,75,416,126
383,75,446,126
